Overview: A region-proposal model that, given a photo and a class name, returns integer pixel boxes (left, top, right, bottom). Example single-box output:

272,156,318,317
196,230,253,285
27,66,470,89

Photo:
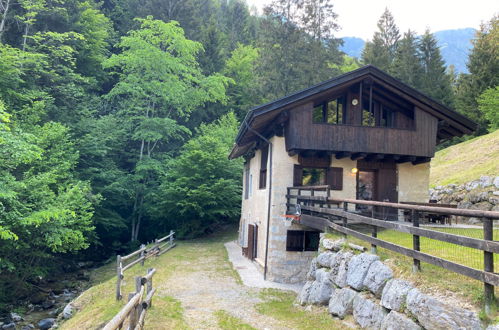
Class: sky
246,0,498,40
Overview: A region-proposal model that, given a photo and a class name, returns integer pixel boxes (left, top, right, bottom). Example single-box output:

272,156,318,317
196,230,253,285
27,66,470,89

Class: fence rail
116,231,175,300
286,186,499,310
104,268,156,330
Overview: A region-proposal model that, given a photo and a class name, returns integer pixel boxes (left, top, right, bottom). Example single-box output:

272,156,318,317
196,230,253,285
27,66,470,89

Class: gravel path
155,241,294,329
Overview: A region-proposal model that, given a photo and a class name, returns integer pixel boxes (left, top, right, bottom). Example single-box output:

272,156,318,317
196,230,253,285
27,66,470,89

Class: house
228,65,476,284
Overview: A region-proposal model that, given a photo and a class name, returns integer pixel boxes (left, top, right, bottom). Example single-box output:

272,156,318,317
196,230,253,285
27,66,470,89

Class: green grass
430,129,499,187
255,289,352,330
214,310,256,330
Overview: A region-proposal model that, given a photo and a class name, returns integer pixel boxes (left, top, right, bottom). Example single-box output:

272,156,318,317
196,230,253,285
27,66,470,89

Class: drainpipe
243,120,273,280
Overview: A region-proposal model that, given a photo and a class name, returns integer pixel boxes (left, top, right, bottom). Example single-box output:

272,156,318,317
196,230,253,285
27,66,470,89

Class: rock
471,201,493,211
457,201,472,209
466,180,480,191
21,325,34,330
9,313,22,322
328,287,357,319
308,268,333,305
297,281,313,305
346,253,379,290
486,324,499,330
306,258,318,281
494,177,499,189
322,238,346,251
76,270,90,281
406,288,481,330
29,292,46,305
352,294,387,329
42,300,55,309
62,303,74,319
494,191,499,196
381,279,413,312
37,318,55,330
77,261,94,269
2,323,15,330
317,251,336,268
480,176,493,188
380,311,422,330
363,260,393,297
330,251,354,288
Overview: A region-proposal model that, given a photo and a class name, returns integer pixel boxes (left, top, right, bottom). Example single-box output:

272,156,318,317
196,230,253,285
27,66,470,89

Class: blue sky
247,0,498,40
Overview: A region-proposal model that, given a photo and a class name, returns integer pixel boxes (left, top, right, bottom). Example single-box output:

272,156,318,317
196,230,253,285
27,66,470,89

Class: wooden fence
104,268,157,330
286,186,499,310
116,231,175,300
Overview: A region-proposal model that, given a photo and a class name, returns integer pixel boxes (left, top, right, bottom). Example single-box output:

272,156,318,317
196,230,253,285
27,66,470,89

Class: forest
0,0,497,309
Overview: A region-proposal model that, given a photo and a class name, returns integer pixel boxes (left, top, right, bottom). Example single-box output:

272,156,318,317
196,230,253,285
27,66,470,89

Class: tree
478,86,499,131
153,113,243,238
362,8,400,70
16,0,46,50
103,17,230,242
391,30,422,88
418,29,454,106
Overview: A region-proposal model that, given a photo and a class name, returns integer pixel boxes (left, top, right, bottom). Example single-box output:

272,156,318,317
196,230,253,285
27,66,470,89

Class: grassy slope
430,129,499,187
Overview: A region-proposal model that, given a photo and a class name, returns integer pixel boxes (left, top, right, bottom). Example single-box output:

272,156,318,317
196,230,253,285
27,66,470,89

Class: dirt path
154,240,291,329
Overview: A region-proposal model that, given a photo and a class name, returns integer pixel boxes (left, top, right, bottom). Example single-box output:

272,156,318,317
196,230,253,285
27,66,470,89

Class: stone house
228,65,476,284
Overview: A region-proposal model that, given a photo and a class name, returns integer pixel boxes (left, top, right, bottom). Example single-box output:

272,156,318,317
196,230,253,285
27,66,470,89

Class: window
259,145,268,189
249,174,253,197
381,105,394,128
302,168,326,186
286,230,320,251
313,96,346,125
361,100,376,127
244,163,250,199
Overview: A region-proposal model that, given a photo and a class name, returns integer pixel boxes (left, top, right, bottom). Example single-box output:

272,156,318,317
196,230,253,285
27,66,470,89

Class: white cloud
247,0,498,40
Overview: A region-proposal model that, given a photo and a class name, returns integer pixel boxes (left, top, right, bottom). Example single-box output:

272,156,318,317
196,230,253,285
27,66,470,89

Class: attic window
313,96,346,125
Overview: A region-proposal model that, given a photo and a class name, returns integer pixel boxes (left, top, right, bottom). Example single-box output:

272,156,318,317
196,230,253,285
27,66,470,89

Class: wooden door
247,224,255,260
376,167,398,220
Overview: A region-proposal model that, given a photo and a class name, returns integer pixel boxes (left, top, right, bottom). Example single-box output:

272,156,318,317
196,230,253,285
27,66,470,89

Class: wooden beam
396,156,416,163
365,153,385,161
335,151,351,159
287,149,298,157
412,157,431,165
351,153,367,160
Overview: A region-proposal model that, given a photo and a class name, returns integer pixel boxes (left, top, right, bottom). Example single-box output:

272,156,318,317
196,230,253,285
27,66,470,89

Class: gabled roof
230,65,476,159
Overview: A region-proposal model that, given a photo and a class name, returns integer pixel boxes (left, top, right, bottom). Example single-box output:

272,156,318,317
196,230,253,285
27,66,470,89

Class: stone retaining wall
297,238,493,329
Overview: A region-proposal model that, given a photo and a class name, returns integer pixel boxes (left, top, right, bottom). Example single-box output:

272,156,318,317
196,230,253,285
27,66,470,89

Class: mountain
340,28,476,73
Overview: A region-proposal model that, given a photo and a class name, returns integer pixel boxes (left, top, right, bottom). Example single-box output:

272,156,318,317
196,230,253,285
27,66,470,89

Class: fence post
412,210,421,272
147,268,153,308
169,230,174,247
116,255,122,300
140,244,146,266
483,217,495,314
154,238,159,257
128,292,137,328
342,202,348,238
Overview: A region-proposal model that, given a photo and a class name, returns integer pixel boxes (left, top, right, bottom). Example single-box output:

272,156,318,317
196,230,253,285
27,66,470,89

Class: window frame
286,230,320,252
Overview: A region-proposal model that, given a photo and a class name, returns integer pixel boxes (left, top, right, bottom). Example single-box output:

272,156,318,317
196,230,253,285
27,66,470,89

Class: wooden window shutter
327,167,343,190
293,165,303,187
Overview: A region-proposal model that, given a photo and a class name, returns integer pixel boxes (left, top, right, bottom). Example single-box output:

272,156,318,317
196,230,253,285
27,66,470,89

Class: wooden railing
116,231,175,300
286,186,499,310
104,268,156,330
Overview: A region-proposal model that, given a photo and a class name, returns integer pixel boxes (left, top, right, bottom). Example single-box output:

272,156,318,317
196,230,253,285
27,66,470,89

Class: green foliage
478,87,499,131
154,113,243,238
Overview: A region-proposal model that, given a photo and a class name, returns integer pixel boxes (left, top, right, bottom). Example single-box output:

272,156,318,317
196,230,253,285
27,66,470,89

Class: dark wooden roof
229,65,476,159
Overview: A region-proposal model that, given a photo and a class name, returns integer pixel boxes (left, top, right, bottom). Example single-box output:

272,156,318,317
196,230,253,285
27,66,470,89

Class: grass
255,289,353,329
214,310,256,330
59,227,239,330
430,129,499,187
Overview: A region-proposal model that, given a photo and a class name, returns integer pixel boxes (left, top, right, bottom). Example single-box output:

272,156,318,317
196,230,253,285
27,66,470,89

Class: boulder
353,294,387,329
42,300,55,310
363,261,393,297
381,279,413,312
480,176,493,188
9,313,22,323
328,287,357,319
380,311,422,330
20,325,34,330
37,318,55,330
297,281,313,305
317,251,336,268
346,253,379,290
406,288,481,330
1,323,15,330
486,324,499,330
494,176,499,189
331,251,354,288
322,238,346,251
62,303,74,319
306,258,318,281
308,268,333,305
471,201,493,211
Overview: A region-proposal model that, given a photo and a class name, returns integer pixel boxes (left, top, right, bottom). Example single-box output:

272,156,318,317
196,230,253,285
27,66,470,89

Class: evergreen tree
391,30,422,88
362,8,400,70
418,29,454,106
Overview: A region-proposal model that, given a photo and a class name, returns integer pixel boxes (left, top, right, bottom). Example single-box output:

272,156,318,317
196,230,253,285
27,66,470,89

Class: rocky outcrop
297,238,484,330
430,176,499,220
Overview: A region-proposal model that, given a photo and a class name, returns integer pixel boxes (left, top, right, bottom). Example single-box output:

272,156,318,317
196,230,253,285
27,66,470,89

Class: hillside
430,130,499,187
340,28,475,73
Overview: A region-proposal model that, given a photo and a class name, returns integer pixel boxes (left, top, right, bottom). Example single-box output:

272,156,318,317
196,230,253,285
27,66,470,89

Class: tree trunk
22,23,29,51
0,0,11,41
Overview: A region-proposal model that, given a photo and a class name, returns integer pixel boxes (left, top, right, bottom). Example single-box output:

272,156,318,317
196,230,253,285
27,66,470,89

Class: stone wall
429,176,499,223
297,238,488,330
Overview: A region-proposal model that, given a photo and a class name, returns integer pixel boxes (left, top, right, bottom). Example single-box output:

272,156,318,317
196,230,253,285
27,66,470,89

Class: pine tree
418,29,454,106
391,30,422,88
362,8,400,71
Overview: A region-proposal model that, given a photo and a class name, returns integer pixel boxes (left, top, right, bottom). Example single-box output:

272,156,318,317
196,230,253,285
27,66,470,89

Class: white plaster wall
330,158,357,211
397,162,430,203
